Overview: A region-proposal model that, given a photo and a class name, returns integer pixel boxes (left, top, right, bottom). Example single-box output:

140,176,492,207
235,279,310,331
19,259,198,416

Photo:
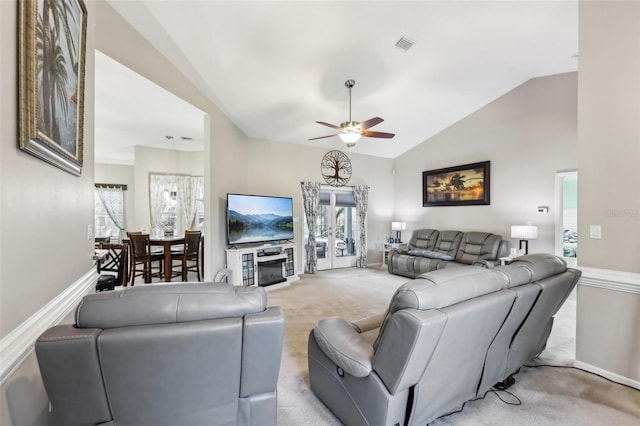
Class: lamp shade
391,222,406,231
511,225,538,240
339,131,361,144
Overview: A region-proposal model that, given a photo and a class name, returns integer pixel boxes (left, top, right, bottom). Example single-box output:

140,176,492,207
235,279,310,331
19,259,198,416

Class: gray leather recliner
308,254,580,425
388,229,509,278
35,283,285,426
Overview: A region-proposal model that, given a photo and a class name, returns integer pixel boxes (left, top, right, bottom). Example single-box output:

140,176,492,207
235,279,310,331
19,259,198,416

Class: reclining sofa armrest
241,306,285,397
351,313,385,333
473,259,498,268
35,325,112,426
313,317,374,378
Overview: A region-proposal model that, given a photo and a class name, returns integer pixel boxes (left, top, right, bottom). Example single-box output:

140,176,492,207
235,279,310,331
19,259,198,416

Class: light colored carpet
267,267,640,425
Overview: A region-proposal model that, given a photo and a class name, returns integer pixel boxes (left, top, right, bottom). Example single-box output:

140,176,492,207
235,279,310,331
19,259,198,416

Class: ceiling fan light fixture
339,131,361,145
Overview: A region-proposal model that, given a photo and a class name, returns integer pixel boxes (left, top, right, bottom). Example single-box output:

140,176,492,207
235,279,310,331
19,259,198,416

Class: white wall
247,140,395,265
392,73,577,253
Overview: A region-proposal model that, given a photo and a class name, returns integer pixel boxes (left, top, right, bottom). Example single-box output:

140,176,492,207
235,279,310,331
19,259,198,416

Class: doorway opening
555,171,578,267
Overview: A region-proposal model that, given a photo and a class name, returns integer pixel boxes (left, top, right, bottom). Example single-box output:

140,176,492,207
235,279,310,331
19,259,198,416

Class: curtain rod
95,183,128,190
300,181,370,189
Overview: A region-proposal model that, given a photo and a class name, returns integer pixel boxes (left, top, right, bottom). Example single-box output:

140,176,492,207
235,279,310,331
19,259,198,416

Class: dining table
150,235,185,282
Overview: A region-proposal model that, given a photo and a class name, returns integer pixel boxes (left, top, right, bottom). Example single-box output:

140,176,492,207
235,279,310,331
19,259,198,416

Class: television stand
225,243,298,289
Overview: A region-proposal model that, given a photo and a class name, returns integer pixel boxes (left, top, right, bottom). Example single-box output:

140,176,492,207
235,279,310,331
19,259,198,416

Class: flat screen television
226,193,294,245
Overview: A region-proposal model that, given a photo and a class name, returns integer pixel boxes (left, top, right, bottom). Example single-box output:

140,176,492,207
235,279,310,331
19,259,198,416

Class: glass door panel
303,187,357,270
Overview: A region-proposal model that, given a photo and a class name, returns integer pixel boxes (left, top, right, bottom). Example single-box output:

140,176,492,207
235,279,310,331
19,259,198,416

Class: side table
382,242,408,266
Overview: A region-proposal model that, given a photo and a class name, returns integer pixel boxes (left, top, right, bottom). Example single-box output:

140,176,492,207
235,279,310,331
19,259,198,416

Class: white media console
225,242,298,289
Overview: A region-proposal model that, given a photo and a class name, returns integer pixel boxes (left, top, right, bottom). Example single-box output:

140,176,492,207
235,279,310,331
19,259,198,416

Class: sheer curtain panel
301,181,321,273
352,185,369,268
95,187,125,240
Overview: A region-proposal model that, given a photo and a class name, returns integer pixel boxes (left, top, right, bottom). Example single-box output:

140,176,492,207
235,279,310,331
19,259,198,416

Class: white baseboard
0,269,97,385
574,360,640,390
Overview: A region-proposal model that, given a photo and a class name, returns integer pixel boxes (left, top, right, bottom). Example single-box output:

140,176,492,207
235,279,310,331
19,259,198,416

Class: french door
304,187,357,270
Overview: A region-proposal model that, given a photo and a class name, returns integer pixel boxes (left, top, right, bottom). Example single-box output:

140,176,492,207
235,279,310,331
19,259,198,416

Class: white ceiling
97,0,578,164
94,51,206,165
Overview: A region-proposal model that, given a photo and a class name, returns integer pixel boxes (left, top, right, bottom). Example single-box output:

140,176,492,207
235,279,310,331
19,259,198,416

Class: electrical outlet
589,225,602,239
87,224,93,240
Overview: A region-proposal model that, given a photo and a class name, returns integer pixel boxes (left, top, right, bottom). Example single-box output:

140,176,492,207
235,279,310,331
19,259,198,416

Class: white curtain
352,185,369,268
177,176,200,231
96,187,125,239
301,181,321,273
149,174,175,233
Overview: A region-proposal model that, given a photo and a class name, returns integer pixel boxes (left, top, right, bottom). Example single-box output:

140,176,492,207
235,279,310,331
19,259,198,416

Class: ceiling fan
310,79,395,147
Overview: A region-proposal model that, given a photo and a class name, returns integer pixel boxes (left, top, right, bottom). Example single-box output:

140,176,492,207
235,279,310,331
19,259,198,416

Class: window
149,173,204,235
95,184,126,240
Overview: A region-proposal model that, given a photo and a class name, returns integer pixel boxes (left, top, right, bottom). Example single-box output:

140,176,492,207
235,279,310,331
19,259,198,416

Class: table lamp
510,225,538,254
391,222,406,243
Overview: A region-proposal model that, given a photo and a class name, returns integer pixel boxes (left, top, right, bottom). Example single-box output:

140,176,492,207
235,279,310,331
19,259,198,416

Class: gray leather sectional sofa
35,283,284,426
387,228,510,277
308,253,580,426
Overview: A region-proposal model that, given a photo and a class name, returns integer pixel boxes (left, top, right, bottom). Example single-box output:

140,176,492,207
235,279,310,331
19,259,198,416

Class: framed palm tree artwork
422,161,490,207
18,0,87,176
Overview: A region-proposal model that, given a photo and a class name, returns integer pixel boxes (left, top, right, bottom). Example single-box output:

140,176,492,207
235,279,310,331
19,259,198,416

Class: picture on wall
422,161,490,206
18,0,88,176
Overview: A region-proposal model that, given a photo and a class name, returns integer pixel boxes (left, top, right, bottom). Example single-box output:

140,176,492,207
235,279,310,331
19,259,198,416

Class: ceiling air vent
395,36,415,51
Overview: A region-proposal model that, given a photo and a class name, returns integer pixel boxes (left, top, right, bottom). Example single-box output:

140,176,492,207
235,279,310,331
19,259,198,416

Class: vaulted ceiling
97,0,578,164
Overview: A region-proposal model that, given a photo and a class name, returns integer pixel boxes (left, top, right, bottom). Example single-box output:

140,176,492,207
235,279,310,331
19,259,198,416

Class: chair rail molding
0,269,98,385
577,266,640,294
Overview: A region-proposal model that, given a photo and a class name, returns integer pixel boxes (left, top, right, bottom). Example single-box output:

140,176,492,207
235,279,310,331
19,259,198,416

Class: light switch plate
589,225,602,239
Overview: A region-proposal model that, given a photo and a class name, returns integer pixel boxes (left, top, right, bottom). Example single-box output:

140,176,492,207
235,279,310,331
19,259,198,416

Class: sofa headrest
409,229,439,250
505,253,567,282
493,265,534,288
76,283,267,329
390,267,508,312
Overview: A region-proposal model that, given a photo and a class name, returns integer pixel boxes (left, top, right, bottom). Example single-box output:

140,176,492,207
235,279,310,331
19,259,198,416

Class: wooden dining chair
96,241,129,292
170,230,202,281
127,232,164,285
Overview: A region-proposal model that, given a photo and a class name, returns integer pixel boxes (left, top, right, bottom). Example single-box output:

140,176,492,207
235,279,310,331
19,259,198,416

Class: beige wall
1,1,638,424
132,146,204,233
392,72,578,254
577,1,640,273
0,0,97,423
96,147,205,236
0,0,97,337
247,140,395,265
95,163,135,233
95,1,249,277
576,0,640,384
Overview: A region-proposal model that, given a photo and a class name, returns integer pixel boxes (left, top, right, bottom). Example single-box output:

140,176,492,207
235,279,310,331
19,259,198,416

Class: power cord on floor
431,364,637,424
430,384,522,423
486,388,522,406
522,363,639,392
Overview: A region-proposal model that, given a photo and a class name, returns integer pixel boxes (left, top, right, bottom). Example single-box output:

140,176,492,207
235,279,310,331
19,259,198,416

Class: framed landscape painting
18,0,88,176
422,161,490,207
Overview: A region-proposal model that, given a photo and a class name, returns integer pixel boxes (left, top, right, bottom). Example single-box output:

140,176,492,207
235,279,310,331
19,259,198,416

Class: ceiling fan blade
362,130,395,139
359,117,384,130
316,121,342,130
309,134,338,141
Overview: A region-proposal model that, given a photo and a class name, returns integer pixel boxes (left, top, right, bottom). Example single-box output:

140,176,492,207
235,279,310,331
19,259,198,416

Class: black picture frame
422,161,490,207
